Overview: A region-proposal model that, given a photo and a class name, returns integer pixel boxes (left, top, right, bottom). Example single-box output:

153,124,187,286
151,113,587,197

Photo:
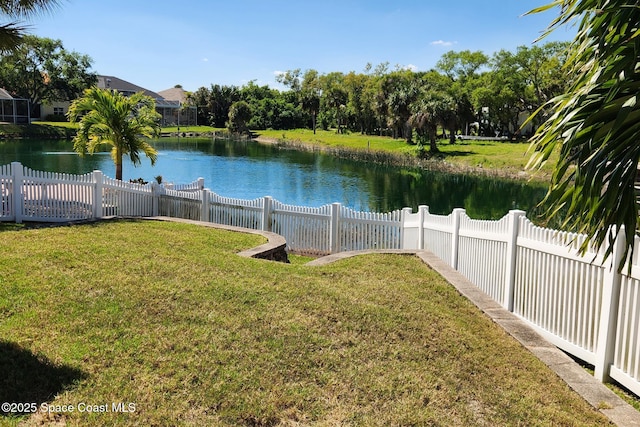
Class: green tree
490,42,569,133
187,86,210,126
344,71,376,134
208,84,240,128
68,88,160,181
320,72,348,133
0,0,59,51
301,69,321,134
227,100,252,134
409,96,440,154
528,0,640,266
0,35,96,116
436,50,488,139
275,68,301,92
380,70,420,142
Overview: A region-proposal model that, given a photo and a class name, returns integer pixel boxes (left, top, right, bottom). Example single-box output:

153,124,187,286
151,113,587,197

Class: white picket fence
403,206,640,398
1,161,639,397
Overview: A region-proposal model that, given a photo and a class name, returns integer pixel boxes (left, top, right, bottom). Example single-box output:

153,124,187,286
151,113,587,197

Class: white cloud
202,58,209,62
273,70,285,77
404,64,418,71
431,40,457,47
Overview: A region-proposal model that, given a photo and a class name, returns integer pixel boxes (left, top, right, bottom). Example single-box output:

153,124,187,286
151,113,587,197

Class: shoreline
254,135,551,184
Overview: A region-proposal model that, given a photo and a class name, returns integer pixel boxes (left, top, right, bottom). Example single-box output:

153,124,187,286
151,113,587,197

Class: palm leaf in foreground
527,0,640,268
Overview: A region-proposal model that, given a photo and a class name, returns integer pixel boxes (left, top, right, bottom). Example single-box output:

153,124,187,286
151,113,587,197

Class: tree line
189,42,569,152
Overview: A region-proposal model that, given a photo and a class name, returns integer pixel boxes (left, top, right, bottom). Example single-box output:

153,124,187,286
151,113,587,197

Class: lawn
0,220,610,425
256,128,557,182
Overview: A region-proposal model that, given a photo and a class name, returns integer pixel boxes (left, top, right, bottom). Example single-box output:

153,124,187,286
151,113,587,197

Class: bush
45,114,68,122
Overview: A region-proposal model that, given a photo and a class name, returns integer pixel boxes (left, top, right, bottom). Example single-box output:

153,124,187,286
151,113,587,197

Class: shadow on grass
0,223,24,232
0,341,87,416
439,150,476,158
418,149,476,160
0,218,144,233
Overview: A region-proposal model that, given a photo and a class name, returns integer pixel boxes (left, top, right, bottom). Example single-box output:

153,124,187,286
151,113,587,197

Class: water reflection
0,138,548,218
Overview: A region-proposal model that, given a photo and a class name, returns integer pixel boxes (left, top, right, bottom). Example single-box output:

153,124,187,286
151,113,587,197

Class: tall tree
381,70,420,142
0,0,59,51
69,88,160,181
187,86,210,126
0,35,96,115
436,50,488,139
275,68,301,92
320,72,348,133
528,0,640,267
208,84,240,128
409,96,440,154
301,69,321,134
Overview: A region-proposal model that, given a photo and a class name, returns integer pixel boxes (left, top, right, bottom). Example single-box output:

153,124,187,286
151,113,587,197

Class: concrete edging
308,249,640,427
144,216,289,262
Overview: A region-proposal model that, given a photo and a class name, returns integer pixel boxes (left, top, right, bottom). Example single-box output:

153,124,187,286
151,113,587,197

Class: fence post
92,170,103,219
11,162,22,224
503,210,525,311
197,177,205,190
400,207,412,249
418,205,428,250
329,202,341,254
151,182,159,217
262,196,272,232
594,226,626,382
451,208,464,269
200,189,209,222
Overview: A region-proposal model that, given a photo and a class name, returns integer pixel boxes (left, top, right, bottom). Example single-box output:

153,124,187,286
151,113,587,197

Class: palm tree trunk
115,147,123,181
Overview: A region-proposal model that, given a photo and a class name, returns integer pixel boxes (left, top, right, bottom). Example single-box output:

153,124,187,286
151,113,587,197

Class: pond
0,137,548,219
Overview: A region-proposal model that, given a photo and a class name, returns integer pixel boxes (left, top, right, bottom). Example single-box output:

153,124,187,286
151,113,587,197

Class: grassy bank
0,123,74,139
256,128,557,182
0,220,610,425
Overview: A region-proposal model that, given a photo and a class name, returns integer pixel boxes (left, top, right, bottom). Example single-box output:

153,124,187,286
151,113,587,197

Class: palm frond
528,0,640,270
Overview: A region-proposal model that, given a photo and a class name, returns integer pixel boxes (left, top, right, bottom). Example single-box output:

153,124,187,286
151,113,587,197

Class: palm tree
301,89,320,134
69,87,161,181
0,0,59,51
409,97,440,154
527,0,640,267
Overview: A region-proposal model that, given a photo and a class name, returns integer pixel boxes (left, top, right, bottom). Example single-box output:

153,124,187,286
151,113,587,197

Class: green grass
33,122,223,135
0,123,74,139
258,128,417,155
0,220,613,425
162,125,224,133
257,128,558,181
31,121,78,130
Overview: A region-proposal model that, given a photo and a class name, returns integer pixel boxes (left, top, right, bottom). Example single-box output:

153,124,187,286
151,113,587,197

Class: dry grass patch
0,220,610,425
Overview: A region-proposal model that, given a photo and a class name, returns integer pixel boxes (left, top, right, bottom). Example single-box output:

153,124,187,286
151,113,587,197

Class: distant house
38,76,196,126
0,88,30,124
157,86,197,126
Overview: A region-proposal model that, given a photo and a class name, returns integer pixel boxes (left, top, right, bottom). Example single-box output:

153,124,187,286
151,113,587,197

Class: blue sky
27,0,575,93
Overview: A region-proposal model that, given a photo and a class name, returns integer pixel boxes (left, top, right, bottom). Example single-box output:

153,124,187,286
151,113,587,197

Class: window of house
54,107,64,115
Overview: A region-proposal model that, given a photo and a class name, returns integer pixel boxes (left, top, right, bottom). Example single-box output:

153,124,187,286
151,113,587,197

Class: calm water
0,138,548,218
